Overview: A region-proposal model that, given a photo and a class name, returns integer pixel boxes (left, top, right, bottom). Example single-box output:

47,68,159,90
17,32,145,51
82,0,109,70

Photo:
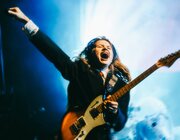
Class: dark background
0,0,80,139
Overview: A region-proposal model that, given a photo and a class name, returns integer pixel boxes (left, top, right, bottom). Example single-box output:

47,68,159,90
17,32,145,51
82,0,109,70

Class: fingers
104,100,118,114
7,10,16,15
7,7,30,24
8,7,20,16
9,7,20,12
8,7,18,12
105,100,118,109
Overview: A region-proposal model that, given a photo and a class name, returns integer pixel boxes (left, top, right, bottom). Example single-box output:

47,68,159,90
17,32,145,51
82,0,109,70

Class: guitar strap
103,73,118,99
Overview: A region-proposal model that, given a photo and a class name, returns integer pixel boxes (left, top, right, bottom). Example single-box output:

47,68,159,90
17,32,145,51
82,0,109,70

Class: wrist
23,20,39,36
23,16,30,24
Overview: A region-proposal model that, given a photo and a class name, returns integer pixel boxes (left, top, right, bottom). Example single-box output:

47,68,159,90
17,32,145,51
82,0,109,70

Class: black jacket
30,30,130,140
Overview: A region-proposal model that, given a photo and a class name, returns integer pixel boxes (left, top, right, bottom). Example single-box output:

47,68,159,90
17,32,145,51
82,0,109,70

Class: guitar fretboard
95,49,179,114
96,64,159,113
112,64,158,101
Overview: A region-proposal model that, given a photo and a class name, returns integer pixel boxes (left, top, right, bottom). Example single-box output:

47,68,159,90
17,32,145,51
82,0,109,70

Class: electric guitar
60,50,180,140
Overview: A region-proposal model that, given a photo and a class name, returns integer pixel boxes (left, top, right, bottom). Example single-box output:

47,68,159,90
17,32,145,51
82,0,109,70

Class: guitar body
61,95,105,140
60,50,180,140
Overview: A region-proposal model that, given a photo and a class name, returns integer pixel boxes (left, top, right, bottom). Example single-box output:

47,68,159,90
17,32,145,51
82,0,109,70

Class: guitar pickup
70,117,86,135
70,124,79,135
89,108,99,119
77,117,86,128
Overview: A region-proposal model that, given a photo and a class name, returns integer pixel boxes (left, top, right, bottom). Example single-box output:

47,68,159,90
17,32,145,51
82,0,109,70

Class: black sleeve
104,91,130,131
114,92,130,131
29,30,77,80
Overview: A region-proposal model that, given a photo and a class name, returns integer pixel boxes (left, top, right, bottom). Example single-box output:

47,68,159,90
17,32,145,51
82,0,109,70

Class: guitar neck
111,64,159,101
97,50,179,112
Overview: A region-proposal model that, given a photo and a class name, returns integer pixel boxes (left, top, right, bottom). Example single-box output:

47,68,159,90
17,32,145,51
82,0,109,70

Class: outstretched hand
8,7,30,24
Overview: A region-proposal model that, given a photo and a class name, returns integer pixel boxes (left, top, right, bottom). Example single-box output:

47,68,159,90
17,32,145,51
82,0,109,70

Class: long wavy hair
78,36,131,81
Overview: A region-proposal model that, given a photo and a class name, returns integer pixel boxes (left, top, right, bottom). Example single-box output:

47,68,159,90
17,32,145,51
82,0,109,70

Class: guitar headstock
156,50,180,68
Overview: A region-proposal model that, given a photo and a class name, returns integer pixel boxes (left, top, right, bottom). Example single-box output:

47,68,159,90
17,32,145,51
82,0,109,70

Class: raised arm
7,7,77,80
